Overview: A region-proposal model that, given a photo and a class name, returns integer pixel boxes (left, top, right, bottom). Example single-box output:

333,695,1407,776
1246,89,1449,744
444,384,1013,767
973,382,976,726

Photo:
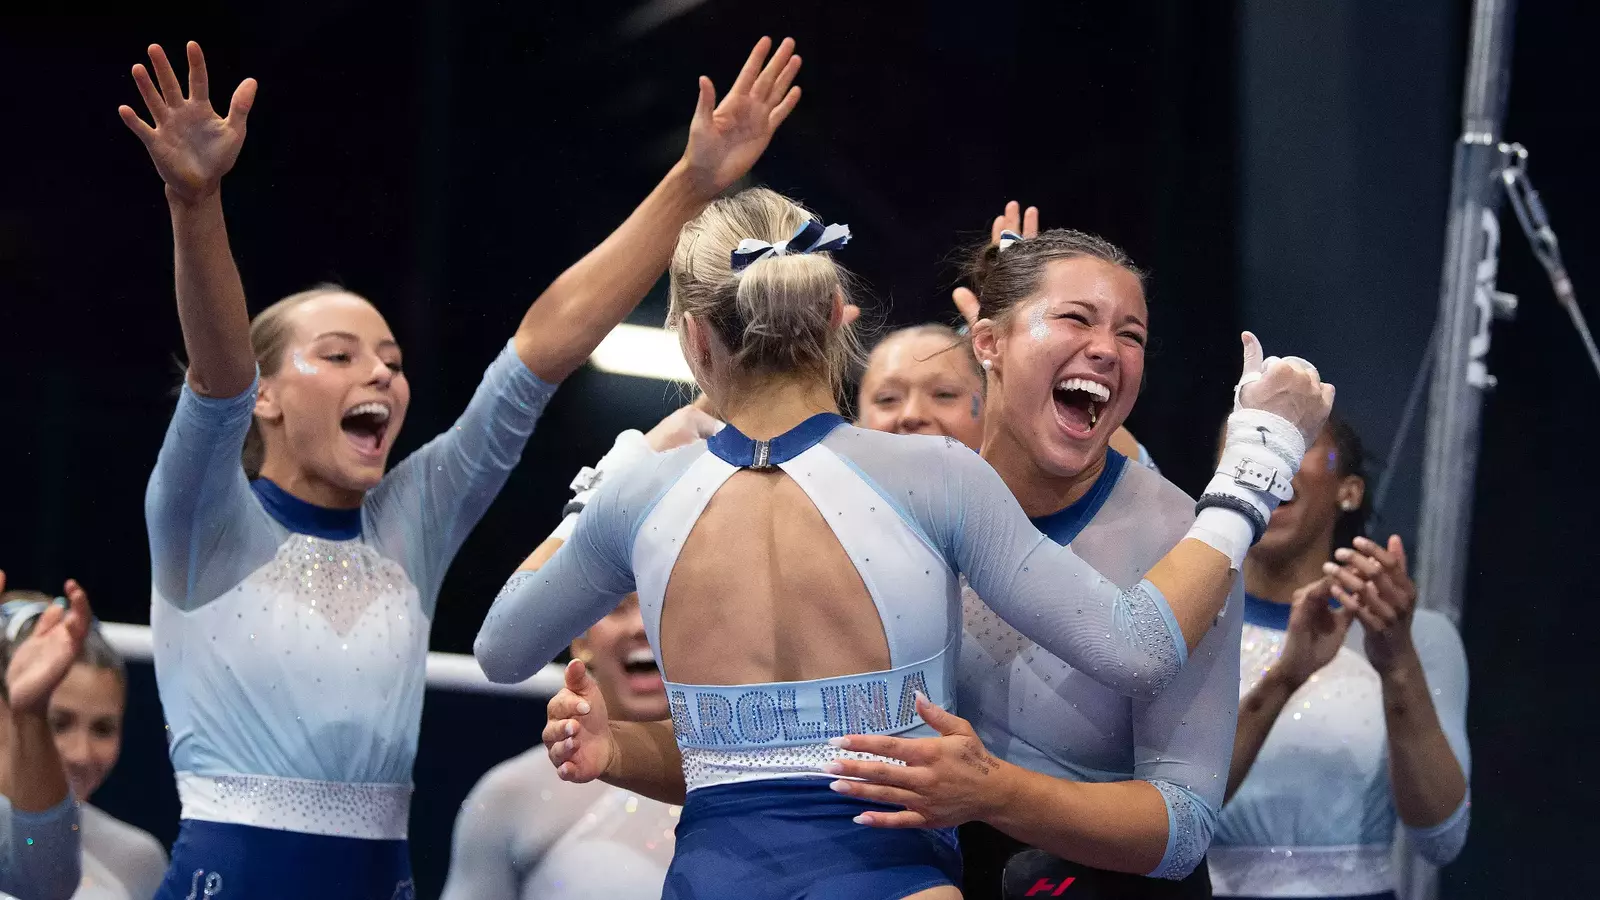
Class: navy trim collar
251,478,362,541
708,413,849,469
1030,449,1128,546
1243,593,1292,630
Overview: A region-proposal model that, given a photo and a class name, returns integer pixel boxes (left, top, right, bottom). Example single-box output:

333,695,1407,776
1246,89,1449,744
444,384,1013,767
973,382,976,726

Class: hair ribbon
730,217,852,272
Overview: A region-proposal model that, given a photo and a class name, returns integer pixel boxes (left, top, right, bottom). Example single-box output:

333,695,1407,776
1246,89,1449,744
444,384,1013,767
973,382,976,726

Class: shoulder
460,750,599,834
1111,454,1195,521
826,426,989,478
81,806,168,886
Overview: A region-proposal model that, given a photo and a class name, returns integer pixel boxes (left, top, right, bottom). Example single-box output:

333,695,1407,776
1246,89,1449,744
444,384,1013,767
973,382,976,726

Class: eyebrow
1058,299,1147,329
312,332,401,350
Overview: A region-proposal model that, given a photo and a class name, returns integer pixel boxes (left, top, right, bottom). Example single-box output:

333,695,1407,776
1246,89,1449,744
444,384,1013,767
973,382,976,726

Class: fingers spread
730,36,772,96
752,37,796,100
148,44,185,104
228,78,258,127
1022,205,1040,238
186,41,210,106
131,65,167,122
767,86,801,128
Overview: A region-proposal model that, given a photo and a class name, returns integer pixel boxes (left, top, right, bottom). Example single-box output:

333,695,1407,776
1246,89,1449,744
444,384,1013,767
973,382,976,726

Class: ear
828,286,846,329
253,377,283,424
681,314,714,372
1337,474,1365,513
970,317,1002,375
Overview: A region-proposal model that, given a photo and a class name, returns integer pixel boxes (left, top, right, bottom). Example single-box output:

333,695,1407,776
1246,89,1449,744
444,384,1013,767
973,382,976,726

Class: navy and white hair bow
730,217,852,272
997,229,1025,252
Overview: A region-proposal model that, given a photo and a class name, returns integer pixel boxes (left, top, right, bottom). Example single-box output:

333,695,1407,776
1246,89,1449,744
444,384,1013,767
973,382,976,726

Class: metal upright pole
1415,0,1518,625
1405,3,1518,899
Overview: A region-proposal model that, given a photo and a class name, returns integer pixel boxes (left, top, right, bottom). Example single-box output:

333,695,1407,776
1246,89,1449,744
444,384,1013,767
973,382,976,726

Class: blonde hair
241,283,361,478
667,188,865,400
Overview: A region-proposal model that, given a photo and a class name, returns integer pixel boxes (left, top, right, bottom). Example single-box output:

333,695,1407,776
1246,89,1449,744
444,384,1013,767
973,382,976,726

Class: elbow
1099,582,1187,700
1408,792,1471,866
473,633,523,685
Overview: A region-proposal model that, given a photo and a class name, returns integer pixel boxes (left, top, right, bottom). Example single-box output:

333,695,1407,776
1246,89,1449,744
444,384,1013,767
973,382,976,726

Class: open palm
119,42,256,204
681,37,803,198
4,575,92,716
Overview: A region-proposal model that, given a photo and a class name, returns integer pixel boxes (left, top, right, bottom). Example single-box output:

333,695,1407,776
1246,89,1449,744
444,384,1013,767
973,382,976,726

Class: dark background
1,2,1594,897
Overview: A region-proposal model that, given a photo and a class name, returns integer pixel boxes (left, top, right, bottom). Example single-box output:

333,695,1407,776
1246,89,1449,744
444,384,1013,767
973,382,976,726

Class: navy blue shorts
153,819,414,900
664,777,962,900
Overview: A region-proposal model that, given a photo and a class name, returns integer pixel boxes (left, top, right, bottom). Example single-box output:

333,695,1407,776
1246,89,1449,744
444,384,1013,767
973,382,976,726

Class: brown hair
240,284,357,478
667,188,866,400
0,590,126,703
966,229,1147,325
869,324,984,384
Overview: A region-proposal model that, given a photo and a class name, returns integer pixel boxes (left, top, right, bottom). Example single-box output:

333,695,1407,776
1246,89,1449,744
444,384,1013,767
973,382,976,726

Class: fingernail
852,814,871,825
1333,548,1351,560
827,737,850,749
828,780,848,793
565,721,576,737
914,690,929,704
1321,562,1340,575
52,596,68,609
821,761,843,774
564,737,574,752
576,701,591,715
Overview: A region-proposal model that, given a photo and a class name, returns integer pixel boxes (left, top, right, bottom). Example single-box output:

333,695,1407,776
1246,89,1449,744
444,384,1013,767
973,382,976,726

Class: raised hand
5,576,92,716
119,42,256,205
1236,331,1335,448
1323,535,1419,675
681,37,803,199
1274,577,1356,687
543,659,619,783
954,200,1042,328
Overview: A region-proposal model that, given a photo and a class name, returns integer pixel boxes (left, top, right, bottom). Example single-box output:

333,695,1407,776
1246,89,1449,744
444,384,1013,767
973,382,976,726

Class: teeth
625,648,656,666
344,402,391,422
1056,378,1110,403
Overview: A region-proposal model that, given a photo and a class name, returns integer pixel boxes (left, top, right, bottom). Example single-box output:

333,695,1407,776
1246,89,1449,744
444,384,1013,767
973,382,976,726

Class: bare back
661,467,890,686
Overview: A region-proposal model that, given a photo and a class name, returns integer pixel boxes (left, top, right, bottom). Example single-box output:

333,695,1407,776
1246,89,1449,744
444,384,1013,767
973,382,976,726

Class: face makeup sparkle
971,393,982,419
1026,301,1049,342
291,349,319,376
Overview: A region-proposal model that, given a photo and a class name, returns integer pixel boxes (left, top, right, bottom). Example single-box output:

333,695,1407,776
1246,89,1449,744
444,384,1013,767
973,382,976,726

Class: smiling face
571,595,668,723
253,292,411,503
48,663,125,801
857,328,985,450
977,257,1148,478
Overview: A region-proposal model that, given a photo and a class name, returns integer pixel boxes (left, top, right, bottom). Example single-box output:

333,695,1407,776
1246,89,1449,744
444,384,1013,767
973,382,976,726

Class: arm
1225,577,1353,800
119,42,258,399
1327,537,1469,863
511,36,801,383
943,336,1331,697
0,578,90,900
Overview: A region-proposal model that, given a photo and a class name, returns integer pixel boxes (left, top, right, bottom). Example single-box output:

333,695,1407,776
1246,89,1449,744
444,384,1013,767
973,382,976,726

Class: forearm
1146,539,1239,651
5,711,70,813
169,190,255,397
603,719,687,805
984,762,1169,875
1227,668,1300,801
513,161,709,382
1381,650,1468,826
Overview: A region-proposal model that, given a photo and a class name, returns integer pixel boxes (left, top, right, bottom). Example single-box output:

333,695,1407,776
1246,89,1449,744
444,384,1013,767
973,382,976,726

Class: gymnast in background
1208,417,1469,900
442,402,722,900
1,589,167,900
0,573,92,900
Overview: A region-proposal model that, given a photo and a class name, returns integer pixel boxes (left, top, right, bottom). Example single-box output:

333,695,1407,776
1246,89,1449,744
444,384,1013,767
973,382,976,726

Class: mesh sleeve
1399,610,1471,865
473,449,663,684
0,795,81,900
145,375,280,611
914,437,1189,699
1134,578,1243,877
369,341,558,617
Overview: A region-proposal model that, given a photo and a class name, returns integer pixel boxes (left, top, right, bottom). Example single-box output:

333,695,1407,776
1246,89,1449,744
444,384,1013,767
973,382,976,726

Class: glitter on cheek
970,393,982,419
291,349,319,375
1027,302,1049,342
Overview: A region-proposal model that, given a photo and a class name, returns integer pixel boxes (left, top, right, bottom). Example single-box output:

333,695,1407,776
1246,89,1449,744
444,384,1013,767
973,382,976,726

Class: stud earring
981,359,993,371
1339,501,1356,512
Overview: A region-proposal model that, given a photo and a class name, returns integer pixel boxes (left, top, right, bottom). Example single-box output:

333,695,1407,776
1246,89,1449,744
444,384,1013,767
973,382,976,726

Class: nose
896,395,933,434
1082,327,1118,371
366,355,393,388
57,729,91,769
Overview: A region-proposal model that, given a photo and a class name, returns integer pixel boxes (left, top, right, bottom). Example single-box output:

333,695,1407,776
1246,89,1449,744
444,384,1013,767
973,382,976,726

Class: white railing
97,622,565,698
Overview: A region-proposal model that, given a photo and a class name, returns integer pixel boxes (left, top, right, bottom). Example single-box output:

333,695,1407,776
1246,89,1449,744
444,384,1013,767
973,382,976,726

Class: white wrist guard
1196,409,1307,543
